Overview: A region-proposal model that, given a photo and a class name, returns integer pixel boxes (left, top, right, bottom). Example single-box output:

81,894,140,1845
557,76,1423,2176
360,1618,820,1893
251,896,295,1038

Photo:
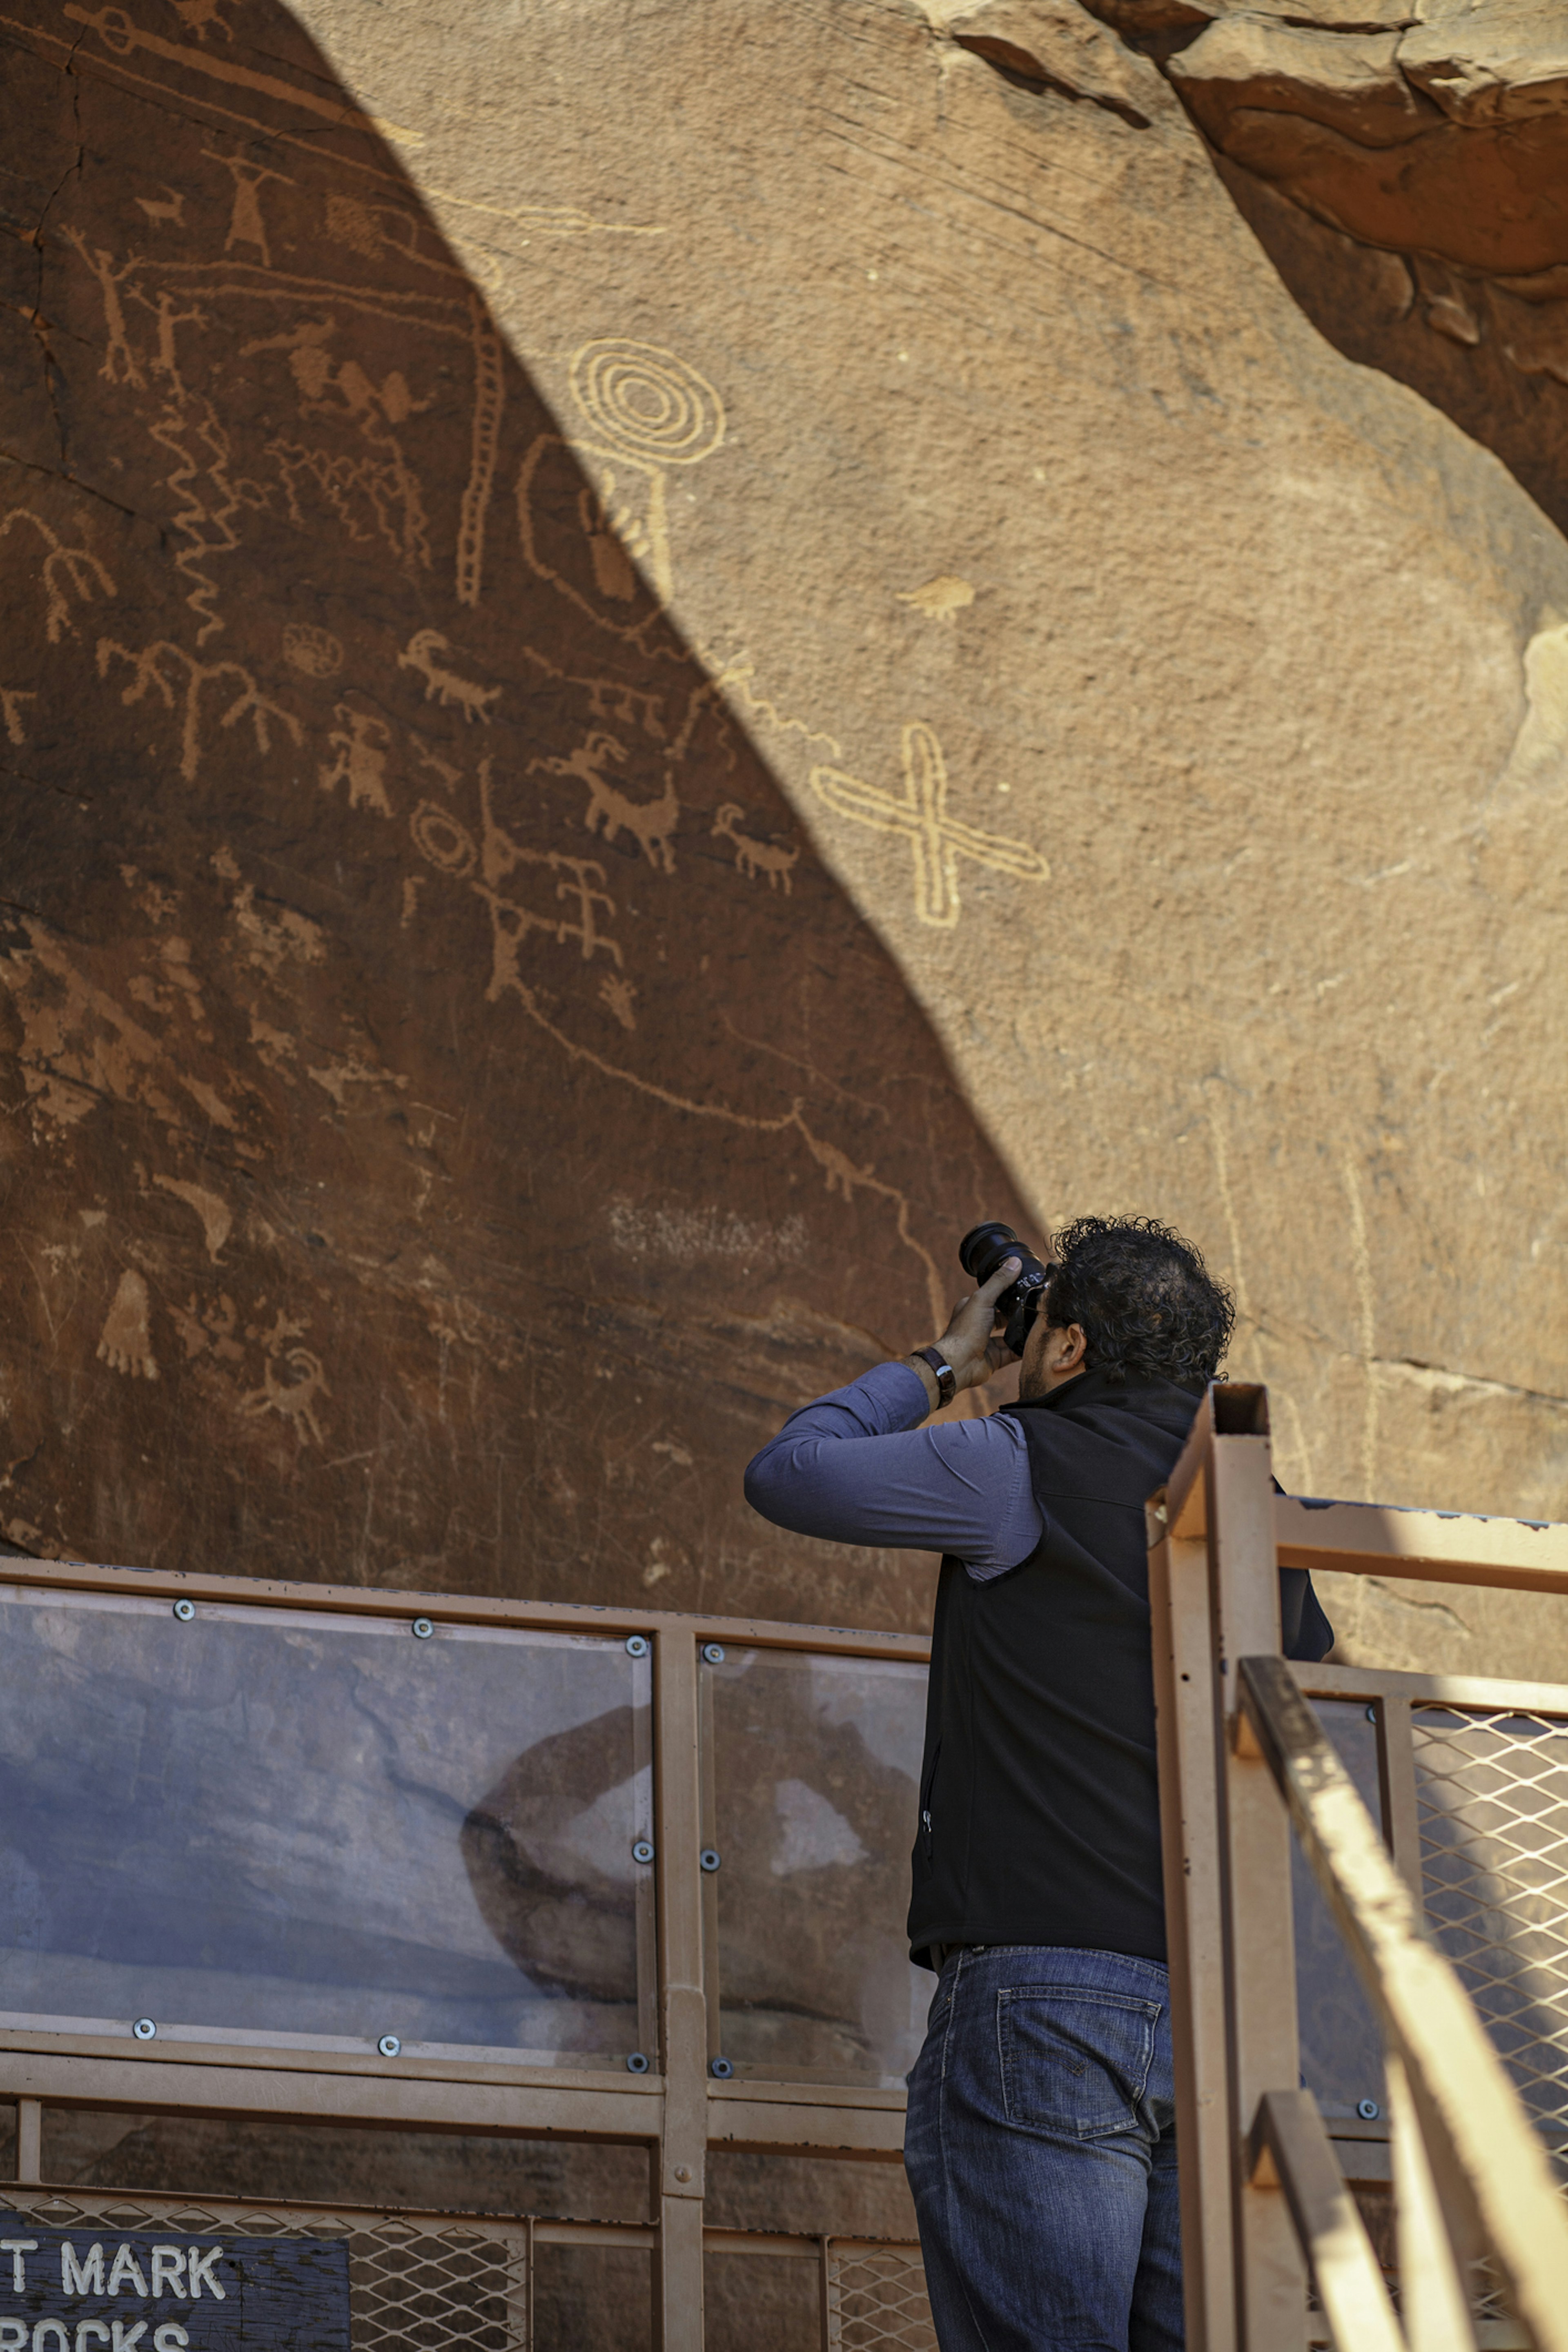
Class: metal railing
0,1553,936,2349
1149,1383,1568,2351
14,1389,1568,2348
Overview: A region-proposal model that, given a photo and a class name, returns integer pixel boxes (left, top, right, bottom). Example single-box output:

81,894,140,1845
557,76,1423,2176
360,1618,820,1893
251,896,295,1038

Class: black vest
906,1368,1331,1967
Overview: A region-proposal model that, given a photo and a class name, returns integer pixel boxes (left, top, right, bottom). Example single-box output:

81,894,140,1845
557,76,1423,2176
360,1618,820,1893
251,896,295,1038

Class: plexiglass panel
1294,1697,1387,2124
705,1647,927,2086
0,1588,651,2062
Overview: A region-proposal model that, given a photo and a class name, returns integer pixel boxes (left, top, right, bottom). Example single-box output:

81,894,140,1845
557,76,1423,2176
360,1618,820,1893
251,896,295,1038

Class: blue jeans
904,1946,1183,2352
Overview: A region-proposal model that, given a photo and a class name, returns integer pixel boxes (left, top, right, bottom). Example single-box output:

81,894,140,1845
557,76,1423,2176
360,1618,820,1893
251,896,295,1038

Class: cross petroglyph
810,722,1048,927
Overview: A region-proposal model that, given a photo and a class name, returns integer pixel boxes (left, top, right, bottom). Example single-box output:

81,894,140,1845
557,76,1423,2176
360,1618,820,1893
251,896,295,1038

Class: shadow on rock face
0,0,1033,1620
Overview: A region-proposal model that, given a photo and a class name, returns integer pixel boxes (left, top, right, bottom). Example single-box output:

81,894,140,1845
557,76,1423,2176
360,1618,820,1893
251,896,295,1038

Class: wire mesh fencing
0,2189,935,2350
826,2243,935,2352
0,2191,528,2350
1414,1702,1568,2169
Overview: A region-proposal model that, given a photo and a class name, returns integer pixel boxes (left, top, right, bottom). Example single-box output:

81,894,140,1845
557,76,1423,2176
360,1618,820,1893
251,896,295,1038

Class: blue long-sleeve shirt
744,1360,1042,1581
747,1359,1335,1660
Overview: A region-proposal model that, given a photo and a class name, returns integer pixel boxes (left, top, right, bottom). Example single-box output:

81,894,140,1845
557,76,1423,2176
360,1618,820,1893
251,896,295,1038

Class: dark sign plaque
0,2218,350,2350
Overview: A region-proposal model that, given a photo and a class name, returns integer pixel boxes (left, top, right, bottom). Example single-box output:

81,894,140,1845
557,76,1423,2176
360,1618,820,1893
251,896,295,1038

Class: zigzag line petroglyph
698,646,843,758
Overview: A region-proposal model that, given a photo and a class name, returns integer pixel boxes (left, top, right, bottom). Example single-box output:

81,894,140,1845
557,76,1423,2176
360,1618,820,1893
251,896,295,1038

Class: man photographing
744,1214,1332,2352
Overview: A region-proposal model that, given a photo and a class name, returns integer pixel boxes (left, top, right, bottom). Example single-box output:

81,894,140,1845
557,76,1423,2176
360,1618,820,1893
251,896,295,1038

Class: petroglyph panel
0,2,1029,1619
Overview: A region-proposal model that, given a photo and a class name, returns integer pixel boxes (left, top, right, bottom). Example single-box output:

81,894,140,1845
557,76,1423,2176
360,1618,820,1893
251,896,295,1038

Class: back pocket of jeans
997,1985,1160,2138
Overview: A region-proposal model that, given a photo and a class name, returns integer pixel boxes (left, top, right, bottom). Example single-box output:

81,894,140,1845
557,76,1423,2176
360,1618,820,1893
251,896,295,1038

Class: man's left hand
908,1258,1020,1409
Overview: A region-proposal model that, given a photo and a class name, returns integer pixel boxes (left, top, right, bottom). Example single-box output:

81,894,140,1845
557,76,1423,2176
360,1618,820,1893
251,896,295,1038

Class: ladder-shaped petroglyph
711,804,799,895
532,731,679,874
0,510,117,644
397,629,501,724
811,722,1049,928
97,635,301,783
457,294,504,608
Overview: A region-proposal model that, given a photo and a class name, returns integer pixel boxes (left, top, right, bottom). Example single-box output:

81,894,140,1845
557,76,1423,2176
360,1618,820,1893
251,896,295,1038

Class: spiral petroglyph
570,339,726,467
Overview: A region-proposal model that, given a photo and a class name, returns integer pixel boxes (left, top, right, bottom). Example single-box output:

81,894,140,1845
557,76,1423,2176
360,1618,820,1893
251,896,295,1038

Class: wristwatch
911,1347,958,1408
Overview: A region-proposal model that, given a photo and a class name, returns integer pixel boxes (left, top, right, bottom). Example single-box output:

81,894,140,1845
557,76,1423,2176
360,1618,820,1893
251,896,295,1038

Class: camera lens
959,1222,1023,1286
958,1221,1053,1355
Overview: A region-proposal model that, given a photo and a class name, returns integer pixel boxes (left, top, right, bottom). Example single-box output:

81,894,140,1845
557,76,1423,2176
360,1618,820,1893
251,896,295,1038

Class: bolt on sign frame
0,1553,939,2352
1149,1383,1568,2352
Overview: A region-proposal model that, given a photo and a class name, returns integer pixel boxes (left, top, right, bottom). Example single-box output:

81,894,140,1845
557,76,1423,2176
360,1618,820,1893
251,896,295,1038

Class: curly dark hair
1045,1215,1234,1390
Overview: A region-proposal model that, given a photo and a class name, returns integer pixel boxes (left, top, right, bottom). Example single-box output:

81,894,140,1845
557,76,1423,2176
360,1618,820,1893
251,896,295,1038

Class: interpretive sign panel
0,2222,349,2350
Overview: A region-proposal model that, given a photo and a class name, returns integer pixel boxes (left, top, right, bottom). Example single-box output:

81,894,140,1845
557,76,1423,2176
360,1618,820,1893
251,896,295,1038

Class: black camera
958,1221,1054,1357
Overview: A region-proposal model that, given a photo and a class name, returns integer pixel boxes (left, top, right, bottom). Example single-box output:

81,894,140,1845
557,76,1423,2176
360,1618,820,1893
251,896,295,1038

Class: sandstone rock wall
2,0,1566,1677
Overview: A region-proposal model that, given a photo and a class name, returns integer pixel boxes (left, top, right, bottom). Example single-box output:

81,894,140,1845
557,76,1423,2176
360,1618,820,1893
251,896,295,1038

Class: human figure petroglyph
712,804,799,895
319,704,393,815
397,628,500,724
97,1269,158,1379
203,149,295,270
1,690,36,746
531,731,679,874
97,635,301,783
60,229,146,387
137,287,207,385
811,722,1049,929
0,510,118,644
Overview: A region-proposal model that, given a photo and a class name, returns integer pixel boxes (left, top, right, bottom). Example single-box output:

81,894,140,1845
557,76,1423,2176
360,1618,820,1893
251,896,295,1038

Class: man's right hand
908,1258,1020,1409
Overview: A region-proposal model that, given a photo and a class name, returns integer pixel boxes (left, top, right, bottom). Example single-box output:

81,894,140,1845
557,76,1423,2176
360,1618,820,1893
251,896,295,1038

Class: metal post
1208,1388,1307,2350
1148,1484,1238,2352
653,1629,707,2351
15,2100,40,2184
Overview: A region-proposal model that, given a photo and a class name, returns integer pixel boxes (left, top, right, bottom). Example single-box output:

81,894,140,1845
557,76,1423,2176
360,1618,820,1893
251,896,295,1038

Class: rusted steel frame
1248,2090,1403,2352
1238,1653,1568,2352
0,1557,929,1662
654,1627,707,2350
1207,1393,1307,2350
1148,1486,1238,2352
1274,1499,1568,1594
